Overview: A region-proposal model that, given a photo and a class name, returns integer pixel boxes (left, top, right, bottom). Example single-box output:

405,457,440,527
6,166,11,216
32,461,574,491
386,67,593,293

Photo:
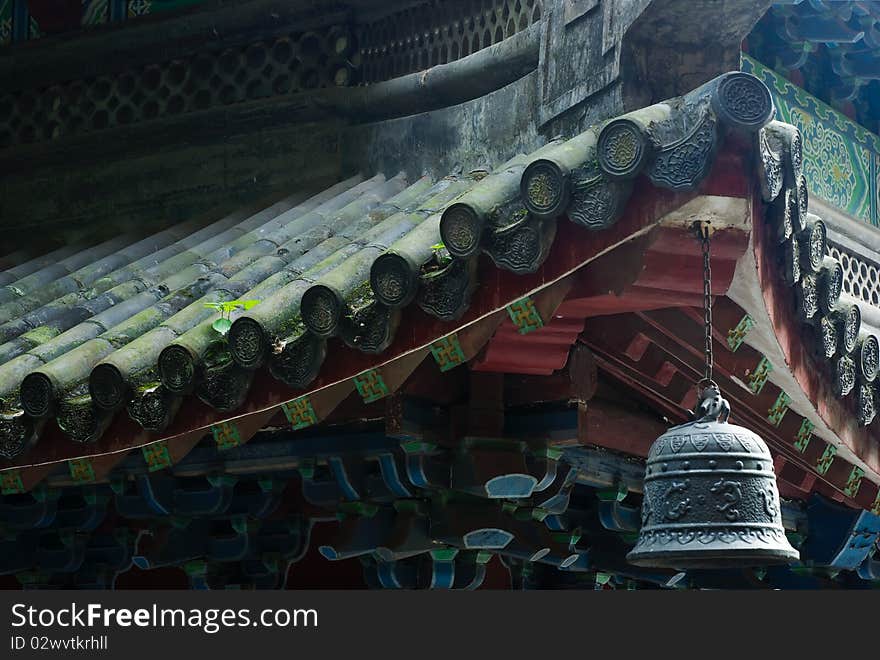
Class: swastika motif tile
767,391,791,426
748,356,773,395
816,443,837,475
843,466,864,499
727,314,755,352
353,369,390,404
68,458,95,483
211,421,241,452
142,441,172,472
794,418,814,453
507,297,544,335
282,397,319,430
0,469,24,495
430,334,467,372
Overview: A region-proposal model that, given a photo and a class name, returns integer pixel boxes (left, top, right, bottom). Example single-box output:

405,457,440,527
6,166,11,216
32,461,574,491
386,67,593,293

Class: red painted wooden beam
470,316,586,375
471,217,750,376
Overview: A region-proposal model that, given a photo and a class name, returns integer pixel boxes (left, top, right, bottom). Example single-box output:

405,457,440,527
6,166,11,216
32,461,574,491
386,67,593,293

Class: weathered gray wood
0,18,540,249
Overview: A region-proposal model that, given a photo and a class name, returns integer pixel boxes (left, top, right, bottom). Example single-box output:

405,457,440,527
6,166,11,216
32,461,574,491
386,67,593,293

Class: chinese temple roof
2,69,880,589
0,71,771,464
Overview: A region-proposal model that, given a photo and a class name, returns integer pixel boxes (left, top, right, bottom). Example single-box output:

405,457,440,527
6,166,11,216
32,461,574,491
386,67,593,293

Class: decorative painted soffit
743,54,880,226
0,71,774,473
2,439,877,588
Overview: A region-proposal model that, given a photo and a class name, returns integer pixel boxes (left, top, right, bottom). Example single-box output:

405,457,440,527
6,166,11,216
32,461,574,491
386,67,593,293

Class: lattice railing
357,0,542,84
0,0,544,151
0,26,354,149
828,243,880,307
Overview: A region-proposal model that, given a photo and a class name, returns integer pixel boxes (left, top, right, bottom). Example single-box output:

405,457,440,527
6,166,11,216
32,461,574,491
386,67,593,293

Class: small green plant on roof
204,300,260,336
431,242,452,268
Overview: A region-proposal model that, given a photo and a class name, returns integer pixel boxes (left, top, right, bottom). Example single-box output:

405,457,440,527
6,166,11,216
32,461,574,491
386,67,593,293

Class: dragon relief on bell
629,212,797,568
709,479,743,522
629,382,799,568
662,480,691,521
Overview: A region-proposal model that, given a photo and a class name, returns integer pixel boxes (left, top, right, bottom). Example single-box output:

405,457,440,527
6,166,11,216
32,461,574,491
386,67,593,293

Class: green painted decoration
211,421,241,451
142,441,172,472
475,551,494,564
743,55,880,226
552,531,580,546
281,397,318,430
400,439,436,454
747,356,773,395
338,501,378,517
794,418,814,453
843,466,864,499
183,559,208,577
815,444,837,475
727,314,755,352
506,297,543,334
872,491,880,517
531,507,549,521
767,391,791,427
529,446,564,462
0,1,12,48
297,458,315,480
430,548,459,561
430,334,467,372
67,458,95,483
353,369,390,404
597,483,628,502
0,469,24,494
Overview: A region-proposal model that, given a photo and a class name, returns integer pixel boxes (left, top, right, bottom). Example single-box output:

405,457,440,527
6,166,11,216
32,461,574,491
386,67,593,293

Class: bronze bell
627,383,800,569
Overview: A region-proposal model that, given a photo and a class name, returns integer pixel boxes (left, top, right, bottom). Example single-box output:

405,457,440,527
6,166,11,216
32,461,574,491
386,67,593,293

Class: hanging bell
626,382,800,568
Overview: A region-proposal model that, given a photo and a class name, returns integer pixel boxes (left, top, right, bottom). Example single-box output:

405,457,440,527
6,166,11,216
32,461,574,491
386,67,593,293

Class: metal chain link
700,223,713,384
